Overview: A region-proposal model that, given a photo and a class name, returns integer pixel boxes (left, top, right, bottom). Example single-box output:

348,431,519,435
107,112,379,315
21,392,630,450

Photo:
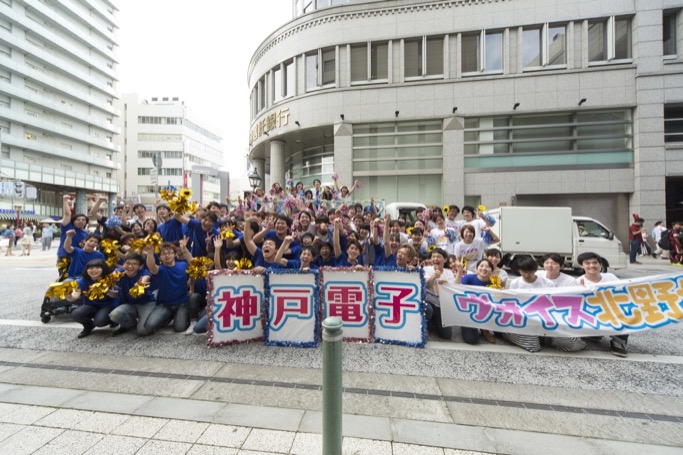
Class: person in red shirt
628,217,645,264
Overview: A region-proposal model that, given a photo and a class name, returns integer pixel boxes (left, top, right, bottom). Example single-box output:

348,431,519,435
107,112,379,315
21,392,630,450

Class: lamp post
248,167,262,191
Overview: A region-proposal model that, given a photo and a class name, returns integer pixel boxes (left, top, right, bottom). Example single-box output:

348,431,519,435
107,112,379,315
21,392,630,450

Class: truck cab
573,216,628,270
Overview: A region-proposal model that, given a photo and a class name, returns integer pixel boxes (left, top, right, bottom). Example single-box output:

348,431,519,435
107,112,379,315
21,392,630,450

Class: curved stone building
248,0,683,239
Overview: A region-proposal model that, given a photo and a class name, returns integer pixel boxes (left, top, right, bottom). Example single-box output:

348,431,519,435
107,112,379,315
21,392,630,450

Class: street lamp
248,167,262,191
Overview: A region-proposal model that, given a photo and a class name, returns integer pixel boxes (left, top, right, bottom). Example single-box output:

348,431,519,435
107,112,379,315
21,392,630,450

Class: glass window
663,12,677,56
321,47,335,85
426,36,444,76
370,42,388,80
522,28,542,68
350,44,368,82
485,32,503,71
306,52,318,90
258,76,266,111
404,38,421,78
589,16,632,63
285,60,295,97
614,18,631,60
462,31,502,74
548,25,566,65
461,34,479,73
665,105,683,143
273,66,282,102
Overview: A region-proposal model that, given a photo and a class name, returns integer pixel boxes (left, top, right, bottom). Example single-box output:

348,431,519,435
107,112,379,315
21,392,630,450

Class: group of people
51,178,632,357
1,221,55,256
630,217,683,266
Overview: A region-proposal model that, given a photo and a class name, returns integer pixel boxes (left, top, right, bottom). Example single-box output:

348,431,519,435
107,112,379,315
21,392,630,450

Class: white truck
383,202,427,224
488,206,628,271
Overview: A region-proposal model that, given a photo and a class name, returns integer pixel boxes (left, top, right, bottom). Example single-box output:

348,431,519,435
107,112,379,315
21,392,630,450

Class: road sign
151,152,163,169
150,168,158,185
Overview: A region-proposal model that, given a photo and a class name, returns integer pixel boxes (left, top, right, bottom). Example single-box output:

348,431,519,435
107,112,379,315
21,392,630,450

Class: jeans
71,304,114,329
424,291,452,339
144,302,190,333
194,314,208,334
109,301,156,336
629,239,641,263
188,292,206,321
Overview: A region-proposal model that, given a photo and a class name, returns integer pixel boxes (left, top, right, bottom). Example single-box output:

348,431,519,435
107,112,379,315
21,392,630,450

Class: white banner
265,270,319,347
439,274,683,336
373,268,426,347
207,271,264,346
321,268,372,342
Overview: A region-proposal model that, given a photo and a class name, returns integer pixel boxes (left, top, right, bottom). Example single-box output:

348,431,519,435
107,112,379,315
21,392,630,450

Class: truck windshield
575,220,611,238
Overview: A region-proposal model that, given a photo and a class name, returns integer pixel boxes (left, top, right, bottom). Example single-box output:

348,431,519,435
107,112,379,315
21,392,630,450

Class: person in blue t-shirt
333,218,364,269
64,231,105,278
315,242,336,268
274,236,318,270
253,214,301,260
157,203,184,243
174,211,219,257
143,241,190,333
66,259,120,339
57,195,89,276
108,253,156,337
244,214,288,273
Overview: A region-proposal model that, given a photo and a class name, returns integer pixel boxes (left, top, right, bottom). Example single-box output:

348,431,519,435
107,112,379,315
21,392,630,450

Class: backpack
658,229,671,250
14,228,22,238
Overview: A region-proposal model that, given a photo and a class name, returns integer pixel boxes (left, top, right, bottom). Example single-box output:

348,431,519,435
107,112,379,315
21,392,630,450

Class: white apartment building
0,0,120,220
248,0,683,245
119,93,225,209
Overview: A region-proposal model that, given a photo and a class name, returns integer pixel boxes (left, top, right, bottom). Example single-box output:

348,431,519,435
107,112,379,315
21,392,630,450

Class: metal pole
322,316,343,455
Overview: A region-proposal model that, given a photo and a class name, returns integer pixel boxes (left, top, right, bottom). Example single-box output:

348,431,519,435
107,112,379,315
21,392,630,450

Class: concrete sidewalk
0,348,681,455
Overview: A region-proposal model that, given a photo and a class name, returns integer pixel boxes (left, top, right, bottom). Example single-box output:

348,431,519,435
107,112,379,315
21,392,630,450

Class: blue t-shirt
264,230,301,259
461,274,490,287
76,277,119,308
251,247,284,270
186,219,218,258
67,248,105,278
116,268,155,305
316,256,336,268
335,251,364,268
58,222,87,257
158,218,184,243
154,261,189,306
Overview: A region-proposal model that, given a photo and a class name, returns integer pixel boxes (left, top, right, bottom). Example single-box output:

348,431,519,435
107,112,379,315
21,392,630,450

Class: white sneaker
184,322,196,336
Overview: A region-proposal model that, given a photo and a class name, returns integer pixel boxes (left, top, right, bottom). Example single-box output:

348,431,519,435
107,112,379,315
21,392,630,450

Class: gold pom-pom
144,232,163,253
487,276,503,290
235,258,252,270
220,229,235,240
130,239,145,252
99,239,120,256
129,280,149,298
187,256,214,280
46,281,78,300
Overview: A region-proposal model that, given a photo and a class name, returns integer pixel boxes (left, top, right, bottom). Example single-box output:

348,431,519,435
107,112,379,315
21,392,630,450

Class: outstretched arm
58,195,72,225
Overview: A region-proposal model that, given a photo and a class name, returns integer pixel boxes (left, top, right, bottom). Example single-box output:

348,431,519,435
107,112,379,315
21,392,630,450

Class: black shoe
610,339,627,357
583,336,603,342
111,327,128,337
77,326,94,339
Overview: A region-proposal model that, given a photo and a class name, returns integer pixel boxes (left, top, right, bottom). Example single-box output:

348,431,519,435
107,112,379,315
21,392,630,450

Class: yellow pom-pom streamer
46,281,78,300
406,227,413,236
187,256,214,280
144,232,163,253
220,229,235,240
129,280,149,298
235,258,253,270
99,239,120,256
57,257,71,280
487,276,503,290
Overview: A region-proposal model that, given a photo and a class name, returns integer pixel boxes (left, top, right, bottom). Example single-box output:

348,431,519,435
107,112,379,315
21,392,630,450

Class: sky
116,1,292,180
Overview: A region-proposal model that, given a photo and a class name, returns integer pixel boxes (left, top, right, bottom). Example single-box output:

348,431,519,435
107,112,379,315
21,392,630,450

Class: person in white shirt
423,248,455,339
651,221,668,259
506,255,554,352
535,253,587,352
456,205,490,240
576,252,627,357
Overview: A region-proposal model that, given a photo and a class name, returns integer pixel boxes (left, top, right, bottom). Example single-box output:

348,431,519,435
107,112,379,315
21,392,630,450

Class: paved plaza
0,246,681,454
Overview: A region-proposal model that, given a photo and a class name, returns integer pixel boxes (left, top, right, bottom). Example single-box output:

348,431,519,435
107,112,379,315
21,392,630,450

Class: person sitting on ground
143,241,191,333
66,259,120,339
576,251,628,357
423,248,456,340
108,253,156,337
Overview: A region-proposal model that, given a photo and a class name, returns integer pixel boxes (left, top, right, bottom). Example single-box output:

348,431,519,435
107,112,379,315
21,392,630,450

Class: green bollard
322,316,343,455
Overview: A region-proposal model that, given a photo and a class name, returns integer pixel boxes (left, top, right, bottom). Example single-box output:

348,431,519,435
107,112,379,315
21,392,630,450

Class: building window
404,36,443,79
665,105,683,143
306,47,336,91
137,168,151,176
286,144,335,186
351,41,388,83
464,110,633,171
588,16,632,63
284,59,295,97
663,11,677,57
523,24,566,69
258,76,266,111
272,66,282,103
462,31,503,75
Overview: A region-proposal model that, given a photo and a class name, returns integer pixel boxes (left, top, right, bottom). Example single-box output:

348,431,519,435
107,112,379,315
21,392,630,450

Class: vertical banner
320,267,373,342
265,269,320,347
207,270,265,346
373,268,426,347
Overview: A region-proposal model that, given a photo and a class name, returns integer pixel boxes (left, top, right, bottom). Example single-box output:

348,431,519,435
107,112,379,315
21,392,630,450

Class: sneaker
583,336,603,342
184,322,196,336
77,326,94,339
610,339,627,357
630,261,642,265
111,327,128,337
